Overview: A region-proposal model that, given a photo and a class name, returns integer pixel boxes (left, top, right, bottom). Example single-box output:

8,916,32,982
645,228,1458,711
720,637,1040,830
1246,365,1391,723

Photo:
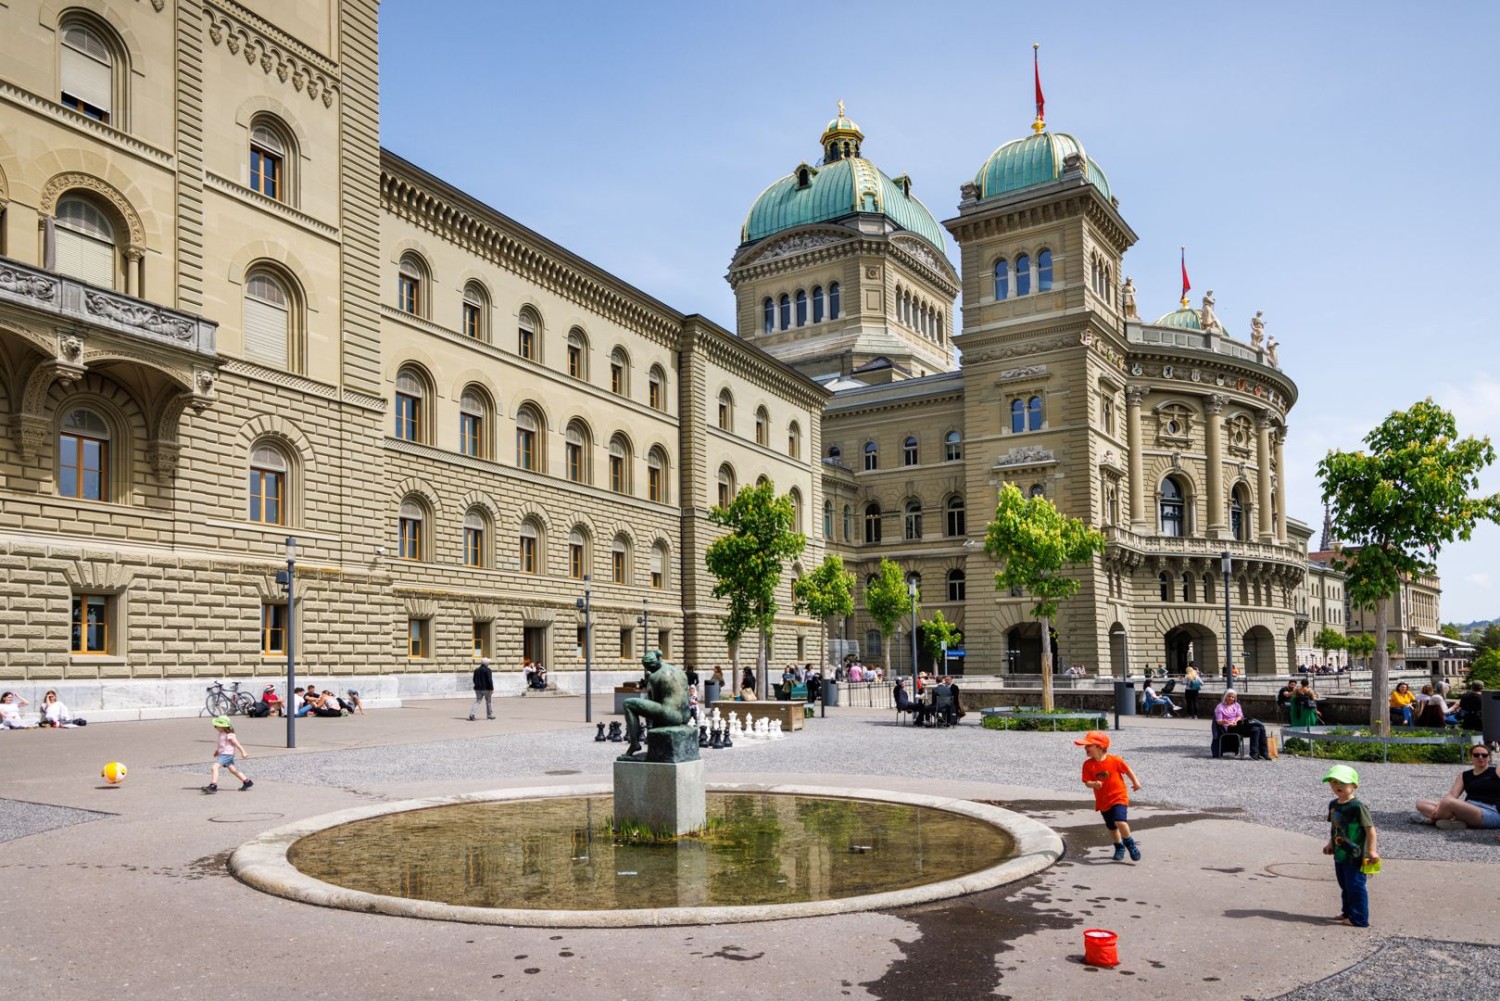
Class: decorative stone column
1205,395,1227,539
125,246,145,298
1274,424,1288,544
1255,411,1274,542
1126,386,1146,531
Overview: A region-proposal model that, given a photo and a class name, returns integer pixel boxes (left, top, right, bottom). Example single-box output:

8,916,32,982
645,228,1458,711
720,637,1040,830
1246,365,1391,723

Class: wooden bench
710,700,805,732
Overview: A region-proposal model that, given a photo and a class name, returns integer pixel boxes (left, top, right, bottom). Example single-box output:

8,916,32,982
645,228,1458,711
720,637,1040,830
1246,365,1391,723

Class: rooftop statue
1122,277,1138,319
1200,291,1222,333
621,650,690,758
1250,310,1266,349
1267,335,1279,368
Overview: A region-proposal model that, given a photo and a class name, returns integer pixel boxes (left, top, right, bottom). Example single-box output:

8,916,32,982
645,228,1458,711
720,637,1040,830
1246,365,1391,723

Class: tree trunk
757,628,769,701
1039,613,1055,711
1372,595,1390,735
883,632,892,680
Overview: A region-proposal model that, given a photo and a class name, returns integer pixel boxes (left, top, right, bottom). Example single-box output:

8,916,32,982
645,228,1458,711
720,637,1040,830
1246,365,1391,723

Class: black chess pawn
710,722,724,749
594,722,607,742
698,724,709,748
722,724,733,749
607,721,624,742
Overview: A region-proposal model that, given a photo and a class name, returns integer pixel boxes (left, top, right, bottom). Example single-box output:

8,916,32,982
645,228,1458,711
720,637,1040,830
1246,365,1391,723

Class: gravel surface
0,798,110,843
172,714,1500,863
1268,937,1500,1001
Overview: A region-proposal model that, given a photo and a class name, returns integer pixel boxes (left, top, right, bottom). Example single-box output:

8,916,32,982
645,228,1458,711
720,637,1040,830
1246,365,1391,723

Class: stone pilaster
1126,386,1146,530
1205,395,1226,538
1255,411,1273,542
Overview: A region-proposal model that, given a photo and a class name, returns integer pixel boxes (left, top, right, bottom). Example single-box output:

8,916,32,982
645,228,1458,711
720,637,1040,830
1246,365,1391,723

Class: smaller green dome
824,113,861,137
975,131,1111,203
1154,306,1202,330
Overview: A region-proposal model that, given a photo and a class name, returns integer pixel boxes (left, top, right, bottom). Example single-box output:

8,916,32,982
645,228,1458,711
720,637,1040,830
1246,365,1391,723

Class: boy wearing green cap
1322,764,1377,927
204,715,252,793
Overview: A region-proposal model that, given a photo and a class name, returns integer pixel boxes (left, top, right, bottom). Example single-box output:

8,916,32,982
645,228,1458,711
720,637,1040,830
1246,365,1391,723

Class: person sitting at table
1212,690,1269,759
894,677,924,725
931,677,958,726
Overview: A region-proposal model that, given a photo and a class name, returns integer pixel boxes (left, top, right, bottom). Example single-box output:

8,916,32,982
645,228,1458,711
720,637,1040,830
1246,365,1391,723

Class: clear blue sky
380,1,1500,625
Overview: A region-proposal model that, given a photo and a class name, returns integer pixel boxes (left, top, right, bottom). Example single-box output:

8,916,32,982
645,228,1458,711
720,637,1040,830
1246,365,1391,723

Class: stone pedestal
613,756,706,837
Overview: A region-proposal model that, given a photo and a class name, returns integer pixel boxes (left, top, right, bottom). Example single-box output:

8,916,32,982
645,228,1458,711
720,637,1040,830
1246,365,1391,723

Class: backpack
245,701,271,718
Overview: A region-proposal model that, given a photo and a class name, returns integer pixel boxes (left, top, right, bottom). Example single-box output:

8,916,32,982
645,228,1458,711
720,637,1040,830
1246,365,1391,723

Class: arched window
517,306,540,360
1015,253,1031,296
864,503,882,543
394,366,429,442
903,435,919,466
717,390,733,431
790,488,804,532
1159,477,1185,537
60,21,118,124
716,464,736,509
609,435,632,493
397,253,427,316
863,440,878,471
248,444,287,525
1230,485,1248,541
1182,572,1195,603
1203,575,1215,605
1010,399,1025,434
564,420,590,483
568,527,588,580
462,281,488,340
566,329,588,379
1158,572,1171,602
611,535,630,584
904,500,922,540
993,258,1009,300
795,289,808,326
1037,249,1053,291
828,282,841,319
648,366,666,411
754,406,769,446
610,348,628,396
944,430,962,462
822,500,833,538
827,444,842,464
650,543,669,589
812,286,825,323
946,496,966,537
1029,483,1045,498
464,509,488,568
249,119,293,202
778,294,791,330
54,196,117,288
515,407,541,471
762,297,775,334
947,569,966,602
458,387,488,458
1027,395,1044,431
787,421,801,459
842,504,852,541
647,447,667,503
398,498,426,561
518,520,540,574
243,269,293,368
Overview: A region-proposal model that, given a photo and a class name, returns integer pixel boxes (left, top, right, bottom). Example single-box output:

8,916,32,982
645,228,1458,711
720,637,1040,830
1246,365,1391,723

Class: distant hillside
1457,619,1497,636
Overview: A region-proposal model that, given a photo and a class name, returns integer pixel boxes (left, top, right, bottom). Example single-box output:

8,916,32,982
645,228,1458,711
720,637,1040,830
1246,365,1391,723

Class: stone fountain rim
228,781,1063,928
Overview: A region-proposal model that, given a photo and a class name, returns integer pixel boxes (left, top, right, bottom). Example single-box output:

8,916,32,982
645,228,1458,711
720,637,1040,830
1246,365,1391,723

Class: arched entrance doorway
1108,623,1127,678
1241,625,1277,675
1163,624,1218,676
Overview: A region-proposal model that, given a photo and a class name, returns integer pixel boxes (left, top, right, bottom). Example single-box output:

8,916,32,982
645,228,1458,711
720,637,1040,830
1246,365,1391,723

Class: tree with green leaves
1346,632,1377,670
792,554,855,676
1312,627,1346,670
983,482,1106,710
1439,623,1462,641
1469,649,1500,688
704,479,806,700
1318,399,1500,733
864,557,915,676
1476,623,1500,656
921,610,963,671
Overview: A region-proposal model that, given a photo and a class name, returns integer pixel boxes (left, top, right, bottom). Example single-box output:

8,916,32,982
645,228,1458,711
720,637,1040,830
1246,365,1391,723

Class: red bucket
1083,928,1119,967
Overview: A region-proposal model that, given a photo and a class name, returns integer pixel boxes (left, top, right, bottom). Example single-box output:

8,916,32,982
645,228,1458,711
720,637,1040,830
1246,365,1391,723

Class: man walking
470,657,495,721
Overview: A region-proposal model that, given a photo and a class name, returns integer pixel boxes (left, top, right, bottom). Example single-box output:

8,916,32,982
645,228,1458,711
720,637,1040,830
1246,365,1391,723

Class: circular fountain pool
230,782,1061,927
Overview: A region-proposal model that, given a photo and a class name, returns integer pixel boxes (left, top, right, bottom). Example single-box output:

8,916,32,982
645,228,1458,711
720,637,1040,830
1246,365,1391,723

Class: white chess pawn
756,718,768,736
772,720,785,740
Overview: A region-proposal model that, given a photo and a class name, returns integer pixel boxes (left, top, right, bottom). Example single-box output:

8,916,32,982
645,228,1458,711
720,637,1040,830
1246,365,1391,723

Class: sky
378,0,1500,625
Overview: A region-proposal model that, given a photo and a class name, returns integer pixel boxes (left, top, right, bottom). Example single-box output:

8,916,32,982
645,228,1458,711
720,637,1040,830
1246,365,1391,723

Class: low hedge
981,709,1102,733
1281,727,1470,765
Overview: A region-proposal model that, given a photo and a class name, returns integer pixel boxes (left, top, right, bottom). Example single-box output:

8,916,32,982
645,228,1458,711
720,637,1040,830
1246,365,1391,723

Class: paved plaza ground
2,696,1496,1000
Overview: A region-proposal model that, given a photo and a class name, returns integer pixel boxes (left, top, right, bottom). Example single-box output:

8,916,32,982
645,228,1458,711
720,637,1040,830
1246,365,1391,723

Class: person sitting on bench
1212,690,1269,759
1142,680,1181,717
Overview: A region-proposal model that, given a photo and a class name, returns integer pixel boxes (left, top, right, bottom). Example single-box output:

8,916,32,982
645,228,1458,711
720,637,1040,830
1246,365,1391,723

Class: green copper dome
975,131,1111,203
1154,306,1202,329
742,158,947,250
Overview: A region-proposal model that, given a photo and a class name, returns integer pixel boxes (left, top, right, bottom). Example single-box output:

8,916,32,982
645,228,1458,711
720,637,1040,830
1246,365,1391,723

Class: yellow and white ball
101,761,127,784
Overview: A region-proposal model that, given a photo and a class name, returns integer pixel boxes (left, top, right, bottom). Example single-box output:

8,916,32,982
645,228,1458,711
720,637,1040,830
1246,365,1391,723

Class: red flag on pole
1033,44,1045,132
1180,247,1191,306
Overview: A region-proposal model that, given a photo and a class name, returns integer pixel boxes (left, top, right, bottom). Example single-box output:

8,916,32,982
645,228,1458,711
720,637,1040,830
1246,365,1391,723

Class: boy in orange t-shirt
1076,730,1143,861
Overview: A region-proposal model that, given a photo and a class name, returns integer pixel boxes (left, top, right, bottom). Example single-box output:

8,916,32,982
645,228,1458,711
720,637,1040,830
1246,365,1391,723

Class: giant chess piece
710,722,724,749
594,722,607,742
722,722,733,748
699,724,709,748
607,720,624,743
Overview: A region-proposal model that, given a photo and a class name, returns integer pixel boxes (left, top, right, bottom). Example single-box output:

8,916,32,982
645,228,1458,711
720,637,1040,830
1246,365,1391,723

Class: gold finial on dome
838,98,845,119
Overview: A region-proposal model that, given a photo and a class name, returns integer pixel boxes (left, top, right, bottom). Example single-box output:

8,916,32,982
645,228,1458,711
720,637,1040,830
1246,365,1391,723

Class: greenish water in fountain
288,793,1016,910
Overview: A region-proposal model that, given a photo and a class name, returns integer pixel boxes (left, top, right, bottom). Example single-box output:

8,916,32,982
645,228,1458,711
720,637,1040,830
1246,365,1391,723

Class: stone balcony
0,256,216,358
1104,525,1306,573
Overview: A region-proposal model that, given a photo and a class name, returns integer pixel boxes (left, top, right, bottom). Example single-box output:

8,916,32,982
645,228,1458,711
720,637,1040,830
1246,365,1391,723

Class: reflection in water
289,793,1015,911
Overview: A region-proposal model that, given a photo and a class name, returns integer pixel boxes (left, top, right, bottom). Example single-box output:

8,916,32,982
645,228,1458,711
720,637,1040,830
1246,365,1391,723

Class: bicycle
204,680,256,717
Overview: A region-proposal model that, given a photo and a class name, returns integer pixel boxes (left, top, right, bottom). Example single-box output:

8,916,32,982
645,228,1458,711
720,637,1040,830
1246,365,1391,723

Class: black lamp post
275,536,297,749
908,578,919,693
1222,550,1234,691
637,597,649,660
575,576,592,723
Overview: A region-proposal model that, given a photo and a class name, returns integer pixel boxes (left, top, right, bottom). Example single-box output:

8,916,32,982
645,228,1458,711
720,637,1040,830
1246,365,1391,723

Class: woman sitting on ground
1415,743,1500,830
0,691,40,729
39,690,79,728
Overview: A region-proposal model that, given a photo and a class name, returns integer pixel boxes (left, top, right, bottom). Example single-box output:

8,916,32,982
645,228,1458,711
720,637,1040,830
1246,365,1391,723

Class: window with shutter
61,26,112,122
54,198,116,288
243,272,289,365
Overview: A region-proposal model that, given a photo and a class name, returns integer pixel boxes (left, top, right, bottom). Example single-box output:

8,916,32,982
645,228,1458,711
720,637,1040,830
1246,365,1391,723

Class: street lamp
637,597,650,661
575,575,592,723
908,578,919,694
1221,550,1234,691
274,537,297,749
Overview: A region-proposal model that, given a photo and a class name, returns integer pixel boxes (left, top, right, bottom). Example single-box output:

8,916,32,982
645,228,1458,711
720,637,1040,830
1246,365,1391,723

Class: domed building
753,105,1311,679
728,110,959,385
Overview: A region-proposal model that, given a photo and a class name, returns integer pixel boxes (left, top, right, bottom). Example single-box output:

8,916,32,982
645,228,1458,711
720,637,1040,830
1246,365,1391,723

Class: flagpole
1032,43,1046,134
1180,246,1191,308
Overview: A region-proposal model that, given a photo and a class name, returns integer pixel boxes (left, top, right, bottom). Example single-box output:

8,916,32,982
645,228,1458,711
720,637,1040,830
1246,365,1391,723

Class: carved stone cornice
994,445,1056,469
206,1,339,108
960,334,1077,364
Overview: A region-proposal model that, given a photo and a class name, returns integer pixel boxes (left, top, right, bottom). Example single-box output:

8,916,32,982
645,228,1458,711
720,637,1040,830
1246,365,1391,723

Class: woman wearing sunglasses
1414,743,1500,830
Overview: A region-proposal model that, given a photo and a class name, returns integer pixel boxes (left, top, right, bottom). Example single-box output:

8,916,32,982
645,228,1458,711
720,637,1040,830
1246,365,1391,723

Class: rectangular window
249,148,282,200
261,602,286,654
611,363,624,395
648,466,663,503
462,302,481,338
658,630,671,658
394,393,419,440
399,517,421,560
517,429,535,470
566,443,583,482
612,550,626,585
619,627,634,660
610,455,625,493
248,468,283,525
649,379,663,410
569,542,584,579
472,621,490,659
58,433,108,500
796,635,805,660
519,534,537,573
576,625,587,657
459,413,480,457
398,274,420,314
519,328,535,360
464,527,483,567
70,594,109,654
408,618,430,658
567,345,582,378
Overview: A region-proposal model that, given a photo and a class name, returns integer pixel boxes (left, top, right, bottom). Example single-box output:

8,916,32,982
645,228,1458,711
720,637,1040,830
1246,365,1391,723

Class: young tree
705,479,806,700
1346,632,1377,670
984,483,1106,710
792,554,855,677
1439,623,1462,641
1312,627,1346,670
864,557,915,677
1318,399,1500,733
920,610,963,671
